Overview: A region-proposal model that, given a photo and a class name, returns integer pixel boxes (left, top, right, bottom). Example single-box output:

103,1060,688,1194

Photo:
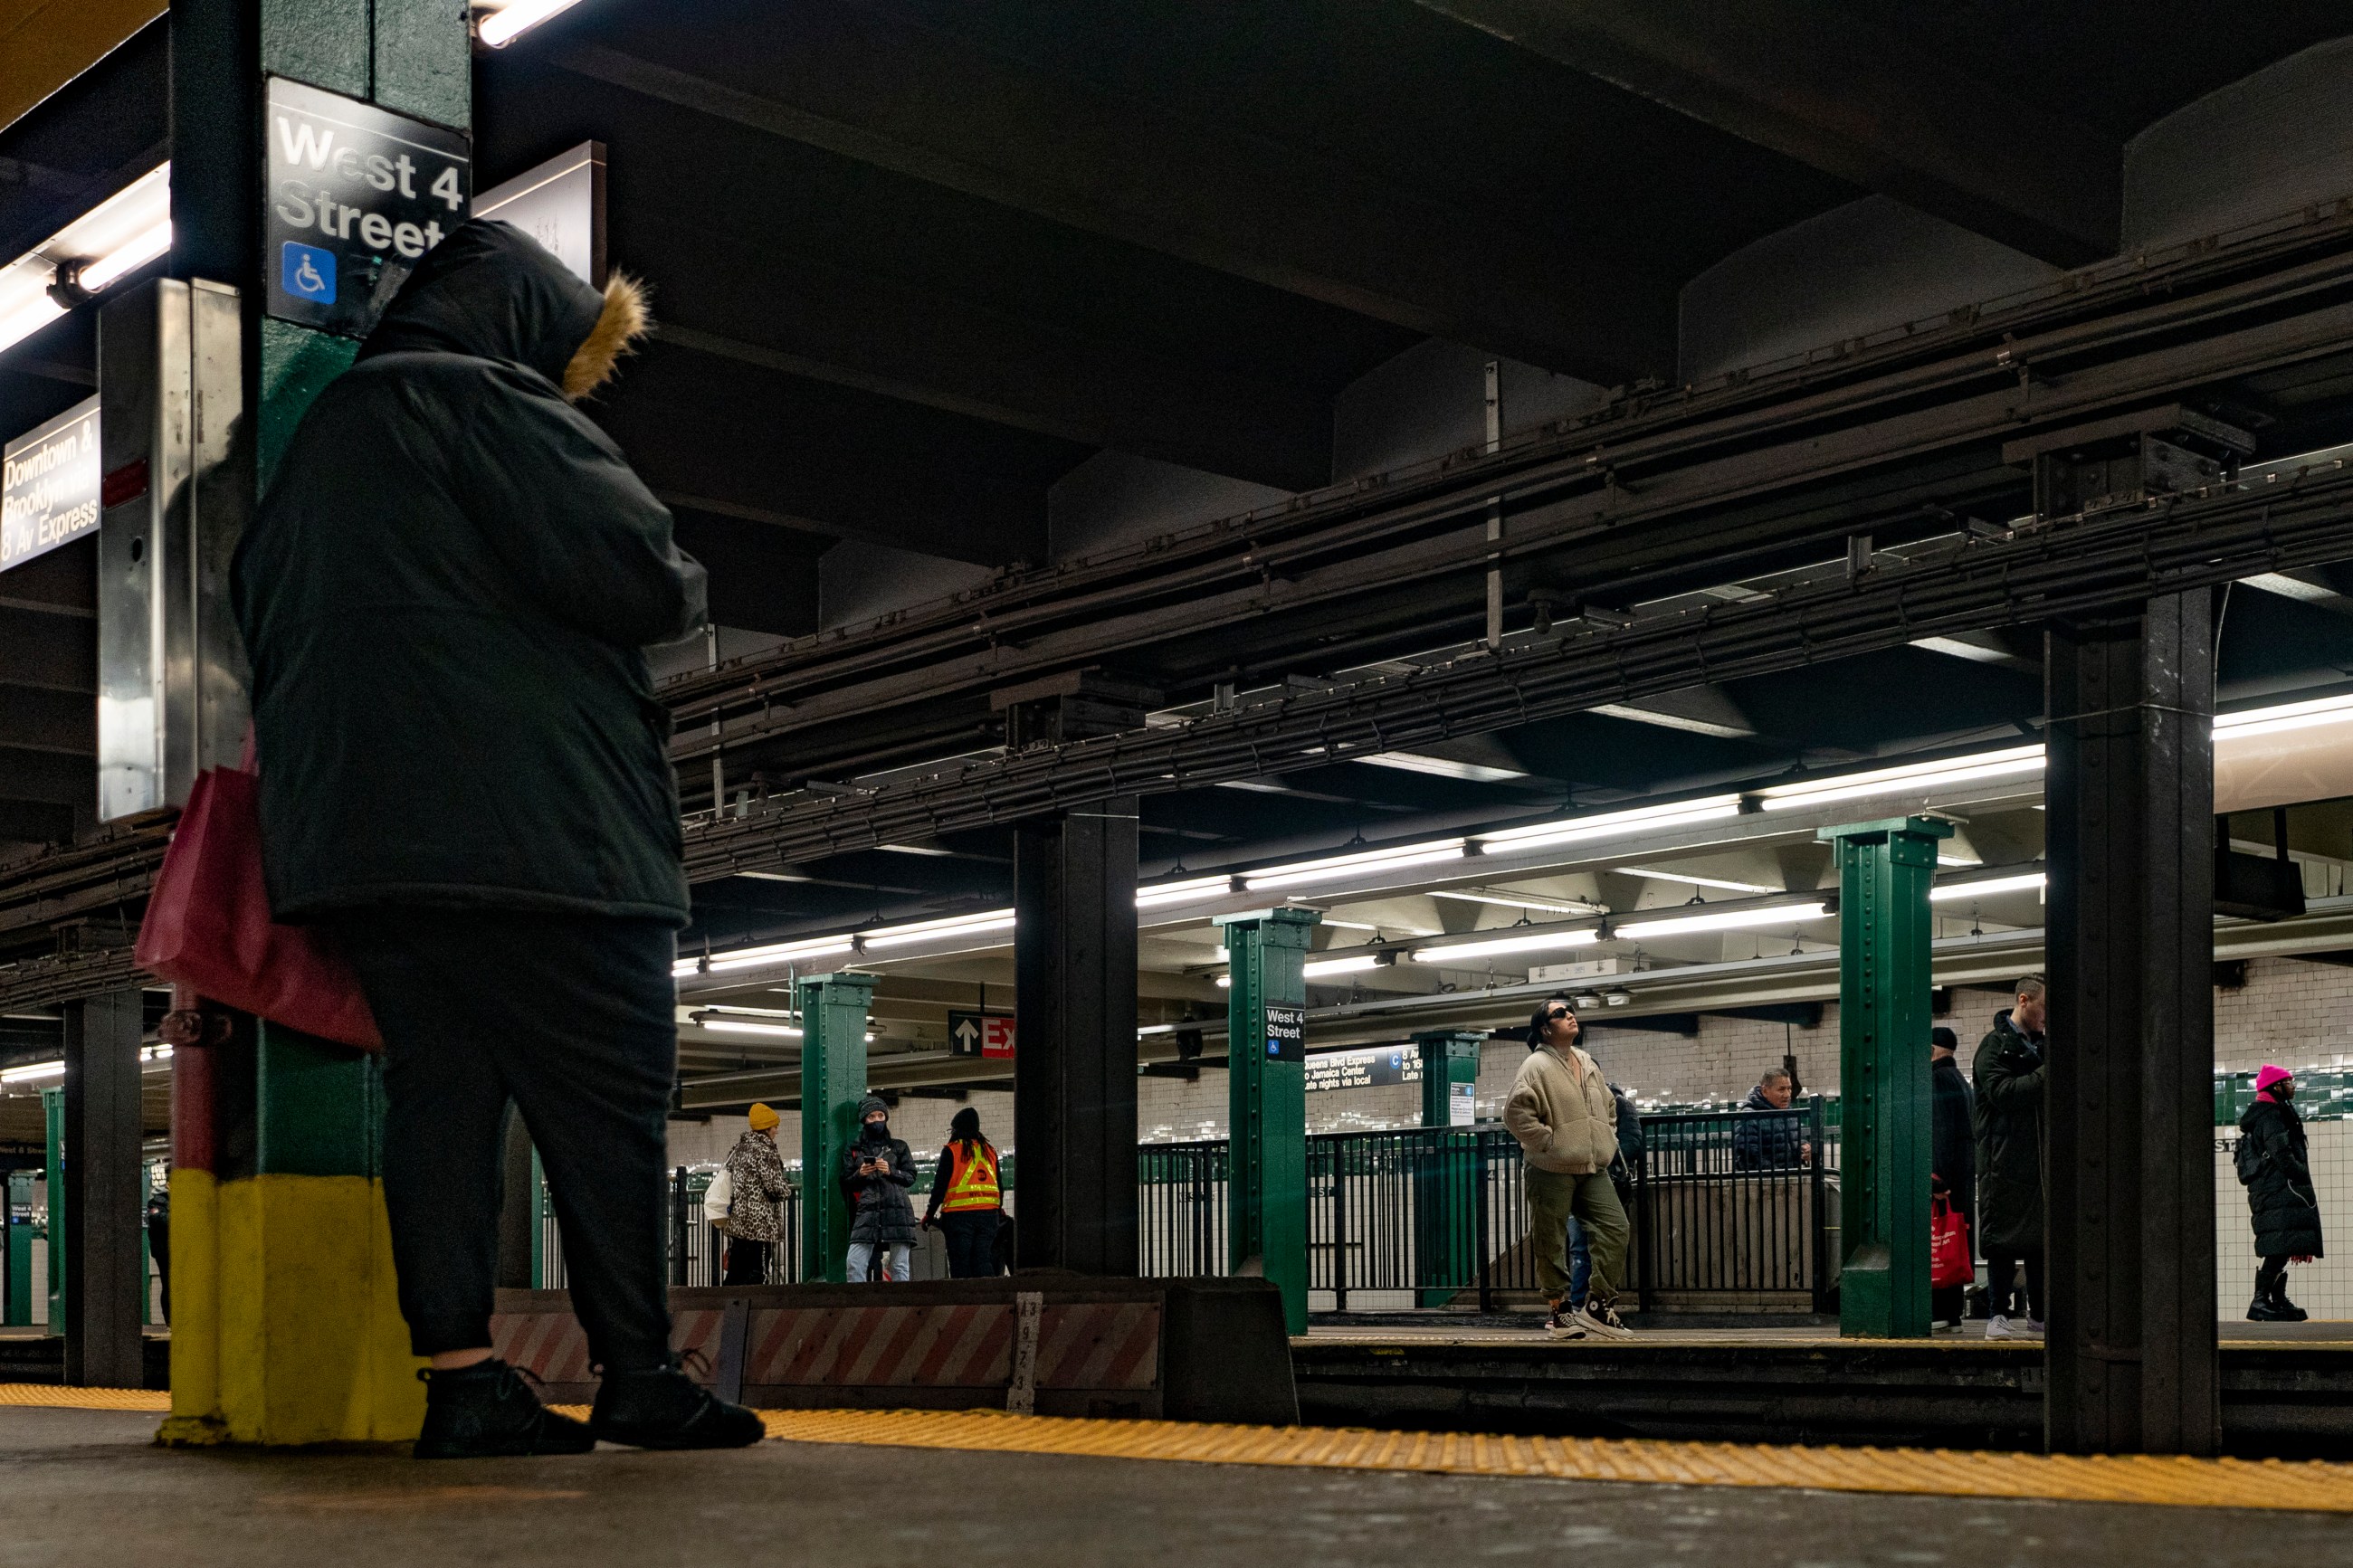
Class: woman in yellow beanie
721,1103,790,1284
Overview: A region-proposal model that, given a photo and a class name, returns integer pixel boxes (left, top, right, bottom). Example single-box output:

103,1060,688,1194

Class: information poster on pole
262,76,471,337
1,397,100,573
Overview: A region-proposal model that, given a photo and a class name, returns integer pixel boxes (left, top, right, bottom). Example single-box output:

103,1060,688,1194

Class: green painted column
1819,815,1953,1339
1215,908,1320,1334
795,972,876,1283
43,1087,62,1335
1411,1031,1484,1307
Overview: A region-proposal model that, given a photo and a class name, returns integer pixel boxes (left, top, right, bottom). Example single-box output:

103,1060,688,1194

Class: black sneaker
590,1357,766,1450
1544,1301,1586,1339
414,1360,596,1459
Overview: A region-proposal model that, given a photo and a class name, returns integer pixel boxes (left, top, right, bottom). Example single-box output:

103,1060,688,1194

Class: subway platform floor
5,1393,2353,1566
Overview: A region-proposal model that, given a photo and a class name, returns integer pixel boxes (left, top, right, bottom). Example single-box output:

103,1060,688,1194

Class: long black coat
1931,1055,1977,1227
843,1133,919,1246
233,221,707,925
2239,1097,2325,1259
1971,1012,2045,1250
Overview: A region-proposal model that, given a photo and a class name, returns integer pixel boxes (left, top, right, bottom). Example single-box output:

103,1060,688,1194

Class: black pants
335,909,678,1371
938,1211,1001,1278
1984,1249,2045,1321
2257,1254,2291,1296
723,1238,772,1286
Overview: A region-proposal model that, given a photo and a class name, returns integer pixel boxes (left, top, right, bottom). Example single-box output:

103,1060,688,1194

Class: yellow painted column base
161,1170,425,1447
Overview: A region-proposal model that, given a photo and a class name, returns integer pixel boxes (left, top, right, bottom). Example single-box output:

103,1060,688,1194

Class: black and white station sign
2,397,100,574
263,77,470,337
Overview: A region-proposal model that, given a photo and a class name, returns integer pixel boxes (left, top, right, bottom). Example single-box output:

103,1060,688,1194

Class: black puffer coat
2239,1096,2324,1259
843,1129,919,1245
1730,1087,1807,1170
1971,1012,2045,1250
233,220,707,924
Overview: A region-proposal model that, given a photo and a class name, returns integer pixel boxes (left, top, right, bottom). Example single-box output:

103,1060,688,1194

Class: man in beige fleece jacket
1505,995,1634,1339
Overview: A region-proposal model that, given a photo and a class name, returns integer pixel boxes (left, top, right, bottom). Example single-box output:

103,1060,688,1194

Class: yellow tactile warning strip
753,1408,2353,1515
5,1383,2349,1513
0,1383,170,1411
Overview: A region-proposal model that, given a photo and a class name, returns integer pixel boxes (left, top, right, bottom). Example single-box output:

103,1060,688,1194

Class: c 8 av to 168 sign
264,77,470,337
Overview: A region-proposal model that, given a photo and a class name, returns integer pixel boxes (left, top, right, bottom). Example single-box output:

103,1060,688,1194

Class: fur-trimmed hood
357,218,645,400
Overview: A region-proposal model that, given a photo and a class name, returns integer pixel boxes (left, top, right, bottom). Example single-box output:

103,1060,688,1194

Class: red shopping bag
134,755,382,1051
1930,1192,1973,1288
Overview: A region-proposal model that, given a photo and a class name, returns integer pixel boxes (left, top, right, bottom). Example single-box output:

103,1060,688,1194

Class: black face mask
862,1119,891,1141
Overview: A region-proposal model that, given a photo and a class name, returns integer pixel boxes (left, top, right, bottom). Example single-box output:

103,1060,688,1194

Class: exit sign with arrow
947,1010,1016,1059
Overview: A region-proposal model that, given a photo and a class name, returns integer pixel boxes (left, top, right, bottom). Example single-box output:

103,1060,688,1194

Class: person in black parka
1972,977,2048,1337
2239,1065,2324,1323
842,1097,919,1281
233,220,757,1459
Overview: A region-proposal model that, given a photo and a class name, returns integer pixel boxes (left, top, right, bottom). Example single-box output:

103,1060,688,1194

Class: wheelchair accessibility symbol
281,242,336,304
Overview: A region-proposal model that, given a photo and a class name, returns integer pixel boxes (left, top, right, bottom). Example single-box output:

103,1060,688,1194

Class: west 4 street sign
947,1011,1016,1060
264,77,470,337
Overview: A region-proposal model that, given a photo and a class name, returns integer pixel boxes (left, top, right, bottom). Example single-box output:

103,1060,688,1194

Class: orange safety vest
940,1140,1001,1213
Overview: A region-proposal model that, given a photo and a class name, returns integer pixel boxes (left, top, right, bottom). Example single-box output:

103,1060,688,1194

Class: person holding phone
843,1097,919,1281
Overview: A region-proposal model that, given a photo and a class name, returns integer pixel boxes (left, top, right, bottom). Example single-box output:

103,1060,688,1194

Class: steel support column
1217,907,1320,1333
2045,594,2219,1454
1013,800,1141,1275
1821,815,1950,1339
796,972,876,1283
62,989,145,1386
1412,1030,1483,1307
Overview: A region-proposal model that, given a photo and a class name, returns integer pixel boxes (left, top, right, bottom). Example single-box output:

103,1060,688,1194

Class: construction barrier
491,1276,1296,1425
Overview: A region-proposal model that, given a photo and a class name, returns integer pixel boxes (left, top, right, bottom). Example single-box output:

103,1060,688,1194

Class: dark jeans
335,909,678,1371
938,1211,1001,1278
723,1238,772,1286
1984,1249,2045,1321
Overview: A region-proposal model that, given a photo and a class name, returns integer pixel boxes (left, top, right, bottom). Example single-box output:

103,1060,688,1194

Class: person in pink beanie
2236,1066,2322,1322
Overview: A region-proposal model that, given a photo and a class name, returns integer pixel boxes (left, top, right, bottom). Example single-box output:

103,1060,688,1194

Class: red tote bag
1929,1193,1974,1289
135,753,383,1051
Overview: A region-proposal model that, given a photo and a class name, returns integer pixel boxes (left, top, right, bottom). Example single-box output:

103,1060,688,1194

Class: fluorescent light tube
1930,872,2045,902
1244,839,1466,892
477,0,584,46
2215,693,2353,738
1614,902,1829,939
79,218,171,291
698,1020,802,1038
1302,955,1381,979
1477,794,1744,854
860,909,1015,949
1137,874,1234,909
0,1060,65,1083
1615,866,1777,894
1409,928,1600,965
701,937,855,974
1755,746,2044,810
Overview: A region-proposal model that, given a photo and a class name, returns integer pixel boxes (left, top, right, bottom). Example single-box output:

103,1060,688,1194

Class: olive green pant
1528,1167,1628,1307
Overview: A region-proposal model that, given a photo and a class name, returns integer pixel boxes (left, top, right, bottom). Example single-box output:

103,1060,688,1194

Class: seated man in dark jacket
843,1097,919,1281
233,221,757,1458
1731,1069,1811,1170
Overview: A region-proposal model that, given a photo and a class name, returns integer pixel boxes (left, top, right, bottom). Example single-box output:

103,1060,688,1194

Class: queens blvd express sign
265,77,470,337
2,397,100,573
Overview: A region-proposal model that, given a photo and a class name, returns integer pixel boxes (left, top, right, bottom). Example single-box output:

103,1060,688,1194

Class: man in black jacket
1731,1069,1810,1170
1971,977,2048,1339
233,221,758,1458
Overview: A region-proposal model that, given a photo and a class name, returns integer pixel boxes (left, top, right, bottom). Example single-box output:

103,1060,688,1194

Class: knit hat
746,1102,778,1132
2256,1064,2294,1098
858,1095,889,1119
1929,1027,1958,1051
950,1107,982,1142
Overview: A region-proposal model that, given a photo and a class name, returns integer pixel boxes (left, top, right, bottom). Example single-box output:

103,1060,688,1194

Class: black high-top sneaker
1544,1298,1586,1339
414,1359,597,1459
590,1356,766,1450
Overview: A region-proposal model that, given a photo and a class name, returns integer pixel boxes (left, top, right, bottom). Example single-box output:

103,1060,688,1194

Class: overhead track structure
662,197,2353,791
